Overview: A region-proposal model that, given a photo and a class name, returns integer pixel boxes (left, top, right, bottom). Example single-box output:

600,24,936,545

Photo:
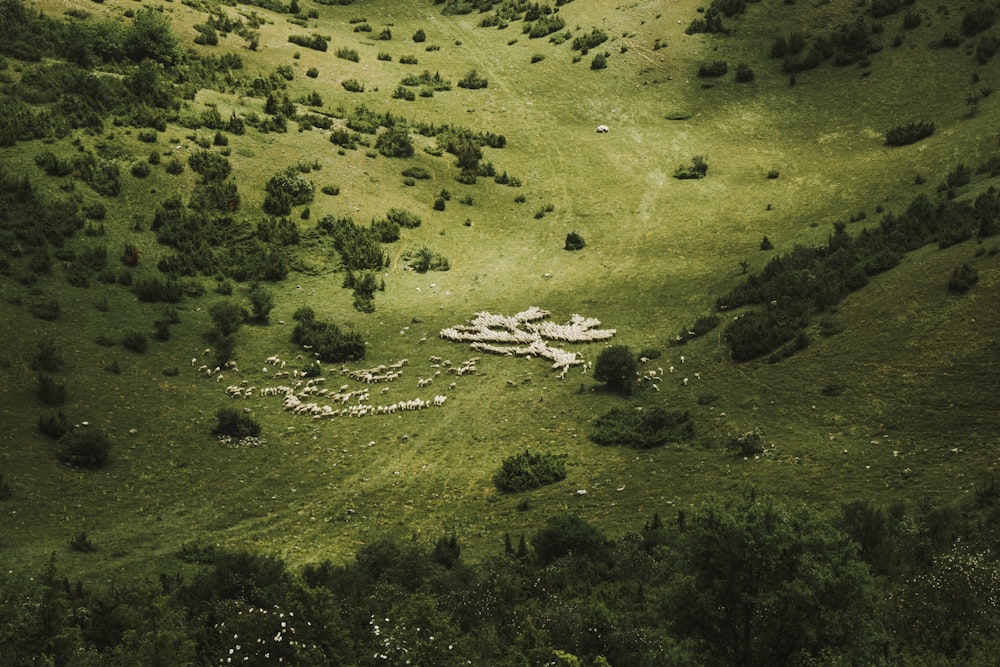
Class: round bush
58,426,112,468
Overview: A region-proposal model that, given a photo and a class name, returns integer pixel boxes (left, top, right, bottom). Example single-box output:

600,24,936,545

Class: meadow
1,0,999,661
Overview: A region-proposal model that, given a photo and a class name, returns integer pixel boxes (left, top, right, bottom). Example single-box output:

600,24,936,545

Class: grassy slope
1,0,998,581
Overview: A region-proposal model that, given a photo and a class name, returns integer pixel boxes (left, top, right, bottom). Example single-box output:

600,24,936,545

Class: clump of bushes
494,450,567,493
38,411,71,439
674,155,708,179
697,60,728,77
291,306,365,362
386,208,422,229
404,246,449,273
341,79,365,93
885,122,935,146
263,167,315,215
121,330,148,353
30,339,65,373
589,406,694,448
948,264,979,293
336,46,360,62
457,69,488,89
58,425,112,468
727,427,770,457
288,33,328,51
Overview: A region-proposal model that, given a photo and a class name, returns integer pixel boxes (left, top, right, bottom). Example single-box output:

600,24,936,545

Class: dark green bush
590,52,608,70
375,127,414,157
948,264,979,293
457,69,488,89
187,150,231,181
133,277,183,303
38,411,71,439
493,450,567,493
727,427,768,457
212,407,262,439
564,231,585,251
735,62,755,82
698,60,728,77
69,531,96,552
572,27,608,51
593,345,638,395
341,79,365,93
247,283,275,323
209,300,246,336
291,315,365,362
885,122,934,146
288,33,328,51
589,406,694,448
36,373,67,406
336,47,360,62
58,426,112,468
130,161,151,178
28,296,60,321
121,330,148,353
961,7,995,37
386,208,422,229
532,514,609,566
674,155,708,179
413,28,426,42
30,339,65,373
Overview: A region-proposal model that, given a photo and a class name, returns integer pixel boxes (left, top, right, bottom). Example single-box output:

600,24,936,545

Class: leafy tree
247,283,274,323
124,8,182,66
593,345,638,395
666,487,884,666
209,299,246,336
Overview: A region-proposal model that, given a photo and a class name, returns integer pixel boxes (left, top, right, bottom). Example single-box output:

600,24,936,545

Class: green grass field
1,0,999,586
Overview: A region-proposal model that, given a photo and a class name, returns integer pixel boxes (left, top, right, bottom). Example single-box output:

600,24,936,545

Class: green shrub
121,330,148,353
247,283,275,323
321,184,340,195
698,60,728,77
593,345,638,395
590,406,694,448
674,155,708,179
137,130,158,143
212,407,262,439
457,69,488,89
336,46,360,62
413,28,426,42
399,54,419,64
392,86,416,101
187,150,231,181
209,300,246,336
402,166,431,180
341,79,365,93
564,231,585,251
885,122,934,146
961,7,995,37
37,373,67,406
493,450,567,493
375,127,414,157
28,296,60,321
948,264,979,293
386,208,422,228
165,157,185,174
291,315,365,362
58,426,112,468
69,531,96,552
38,411,72,439
572,27,608,52
760,235,774,250
727,427,769,457
591,53,607,70
735,62,755,82
130,161,151,178
377,51,392,61
30,339,64,373
288,33,327,51
134,277,183,303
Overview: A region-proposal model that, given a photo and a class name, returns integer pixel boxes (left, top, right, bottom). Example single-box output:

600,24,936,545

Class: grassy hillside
1,0,999,591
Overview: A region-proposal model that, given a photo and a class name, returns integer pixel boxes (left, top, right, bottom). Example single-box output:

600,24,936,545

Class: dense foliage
290,306,365,362
4,488,999,664
589,406,694,448
493,450,567,492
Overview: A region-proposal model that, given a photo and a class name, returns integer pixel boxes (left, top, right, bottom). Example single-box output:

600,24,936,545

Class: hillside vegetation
1,0,999,663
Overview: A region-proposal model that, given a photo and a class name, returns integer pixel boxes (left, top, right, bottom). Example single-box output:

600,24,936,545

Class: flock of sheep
198,308,631,444
439,307,616,378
